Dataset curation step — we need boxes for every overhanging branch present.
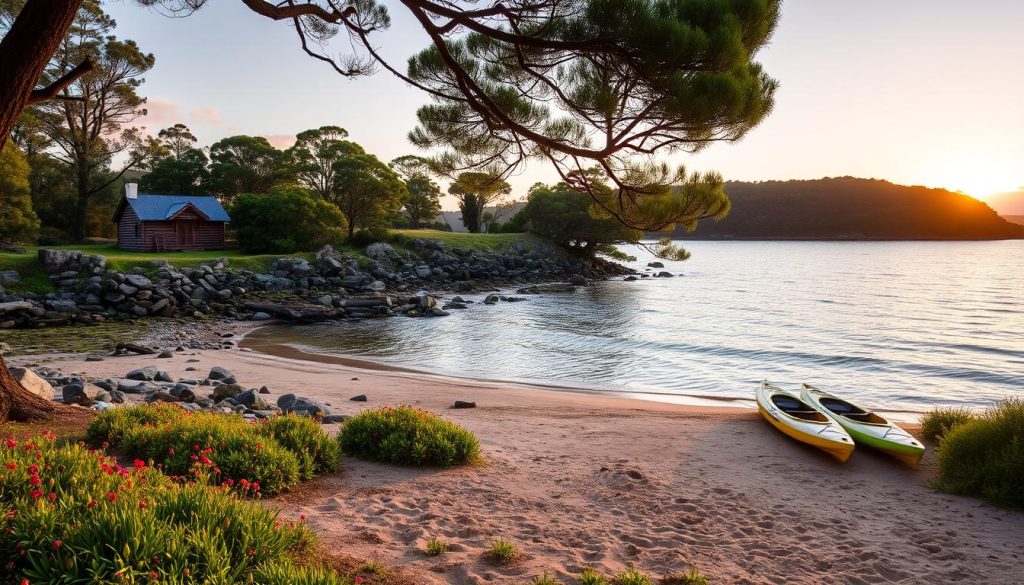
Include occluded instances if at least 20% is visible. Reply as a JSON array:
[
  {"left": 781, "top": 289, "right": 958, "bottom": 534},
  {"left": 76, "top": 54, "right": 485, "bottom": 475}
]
[{"left": 27, "top": 57, "right": 95, "bottom": 105}]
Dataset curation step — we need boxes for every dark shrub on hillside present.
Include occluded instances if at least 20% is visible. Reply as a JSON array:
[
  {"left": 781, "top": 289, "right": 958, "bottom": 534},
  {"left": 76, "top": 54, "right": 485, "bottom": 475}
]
[
  {"left": 934, "top": 399, "right": 1024, "bottom": 509},
  {"left": 230, "top": 184, "right": 347, "bottom": 253},
  {"left": 339, "top": 406, "right": 480, "bottom": 467},
  {"left": 920, "top": 407, "right": 975, "bottom": 442},
  {"left": 0, "top": 432, "right": 345, "bottom": 584}
]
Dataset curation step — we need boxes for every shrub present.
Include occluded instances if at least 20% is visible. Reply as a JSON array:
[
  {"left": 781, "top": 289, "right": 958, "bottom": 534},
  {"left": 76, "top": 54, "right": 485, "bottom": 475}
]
[
  {"left": 425, "top": 536, "right": 449, "bottom": 556},
  {"left": 260, "top": 414, "right": 342, "bottom": 479},
  {"left": 230, "top": 184, "right": 347, "bottom": 253},
  {"left": 532, "top": 573, "right": 564, "bottom": 585},
  {"left": 338, "top": 406, "right": 480, "bottom": 467},
  {"left": 662, "top": 567, "right": 709, "bottom": 585},
  {"left": 83, "top": 402, "right": 186, "bottom": 447},
  {"left": 87, "top": 406, "right": 340, "bottom": 494},
  {"left": 1, "top": 431, "right": 344, "bottom": 584},
  {"left": 933, "top": 399, "right": 1024, "bottom": 509},
  {"left": 921, "top": 407, "right": 975, "bottom": 442},
  {"left": 613, "top": 567, "right": 652, "bottom": 585},
  {"left": 578, "top": 568, "right": 608, "bottom": 585},
  {"left": 484, "top": 537, "right": 519, "bottom": 565}
]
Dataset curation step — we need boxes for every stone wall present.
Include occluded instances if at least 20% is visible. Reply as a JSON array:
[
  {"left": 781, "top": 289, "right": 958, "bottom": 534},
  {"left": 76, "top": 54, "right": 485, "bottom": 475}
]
[{"left": 0, "top": 238, "right": 631, "bottom": 328}]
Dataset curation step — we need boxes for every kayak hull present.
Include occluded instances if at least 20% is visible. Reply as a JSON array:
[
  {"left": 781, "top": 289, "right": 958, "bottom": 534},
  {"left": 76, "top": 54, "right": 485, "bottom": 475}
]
[
  {"left": 756, "top": 382, "right": 855, "bottom": 462},
  {"left": 800, "top": 384, "right": 925, "bottom": 466}
]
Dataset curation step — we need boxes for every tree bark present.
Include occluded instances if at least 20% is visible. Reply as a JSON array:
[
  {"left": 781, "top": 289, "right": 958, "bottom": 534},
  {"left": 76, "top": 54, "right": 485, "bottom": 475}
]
[
  {"left": 0, "top": 355, "right": 72, "bottom": 423},
  {"left": 0, "top": 0, "right": 84, "bottom": 148}
]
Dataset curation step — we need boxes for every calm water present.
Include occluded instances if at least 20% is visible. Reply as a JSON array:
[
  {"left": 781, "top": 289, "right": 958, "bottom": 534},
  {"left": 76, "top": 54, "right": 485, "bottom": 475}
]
[{"left": 248, "top": 241, "right": 1024, "bottom": 412}]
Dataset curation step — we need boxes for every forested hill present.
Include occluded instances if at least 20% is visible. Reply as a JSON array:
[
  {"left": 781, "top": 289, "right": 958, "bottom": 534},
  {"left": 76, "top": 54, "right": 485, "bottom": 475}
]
[{"left": 660, "top": 177, "right": 1024, "bottom": 240}]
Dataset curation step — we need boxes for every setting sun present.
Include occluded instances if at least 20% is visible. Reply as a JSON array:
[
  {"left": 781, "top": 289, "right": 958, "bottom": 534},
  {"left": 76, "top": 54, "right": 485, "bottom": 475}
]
[{"left": 925, "top": 151, "right": 1022, "bottom": 200}]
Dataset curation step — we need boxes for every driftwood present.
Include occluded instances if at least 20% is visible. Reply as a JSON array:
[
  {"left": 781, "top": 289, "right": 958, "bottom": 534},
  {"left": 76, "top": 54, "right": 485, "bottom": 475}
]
[{"left": 112, "top": 343, "right": 156, "bottom": 356}]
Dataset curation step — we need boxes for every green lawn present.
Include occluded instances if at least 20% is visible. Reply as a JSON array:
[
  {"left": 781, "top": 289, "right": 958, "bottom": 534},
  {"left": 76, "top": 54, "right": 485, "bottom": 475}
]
[{"left": 392, "top": 229, "right": 536, "bottom": 250}]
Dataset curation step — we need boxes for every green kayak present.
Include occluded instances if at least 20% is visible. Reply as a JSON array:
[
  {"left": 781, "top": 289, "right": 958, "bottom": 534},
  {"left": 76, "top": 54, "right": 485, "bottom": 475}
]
[{"left": 800, "top": 384, "right": 926, "bottom": 466}]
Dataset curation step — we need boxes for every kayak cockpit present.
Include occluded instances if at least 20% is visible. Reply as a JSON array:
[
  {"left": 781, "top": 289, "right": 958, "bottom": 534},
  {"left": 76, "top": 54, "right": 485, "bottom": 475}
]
[
  {"left": 771, "top": 395, "right": 829, "bottom": 422},
  {"left": 819, "top": 397, "right": 888, "bottom": 425}
]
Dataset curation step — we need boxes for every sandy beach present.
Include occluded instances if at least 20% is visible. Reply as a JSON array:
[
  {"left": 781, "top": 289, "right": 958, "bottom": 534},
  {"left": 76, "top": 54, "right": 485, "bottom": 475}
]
[{"left": 11, "top": 339, "right": 1024, "bottom": 585}]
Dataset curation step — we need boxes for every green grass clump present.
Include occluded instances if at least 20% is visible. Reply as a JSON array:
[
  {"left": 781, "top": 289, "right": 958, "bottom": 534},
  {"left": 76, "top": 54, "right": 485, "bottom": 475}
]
[
  {"left": 390, "top": 229, "right": 535, "bottom": 251},
  {"left": 921, "top": 407, "right": 976, "bottom": 442},
  {"left": 338, "top": 405, "right": 480, "bottom": 467},
  {"left": 613, "top": 567, "right": 652, "bottom": 585},
  {"left": 662, "top": 567, "right": 709, "bottom": 585},
  {"left": 425, "top": 536, "right": 448, "bottom": 556},
  {"left": 933, "top": 398, "right": 1024, "bottom": 509},
  {"left": 532, "top": 573, "right": 564, "bottom": 585},
  {"left": 87, "top": 405, "right": 341, "bottom": 494},
  {"left": 484, "top": 537, "right": 519, "bottom": 565},
  {"left": 260, "top": 414, "right": 342, "bottom": 479},
  {"left": 578, "top": 568, "right": 608, "bottom": 585},
  {"left": 83, "top": 402, "right": 185, "bottom": 446},
  {"left": 0, "top": 430, "right": 347, "bottom": 584}
]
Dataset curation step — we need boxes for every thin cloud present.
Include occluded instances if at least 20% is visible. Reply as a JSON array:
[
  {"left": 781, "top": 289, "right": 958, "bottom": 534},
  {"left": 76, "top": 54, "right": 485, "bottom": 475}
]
[
  {"left": 190, "top": 107, "right": 223, "bottom": 126},
  {"left": 142, "top": 99, "right": 182, "bottom": 126}
]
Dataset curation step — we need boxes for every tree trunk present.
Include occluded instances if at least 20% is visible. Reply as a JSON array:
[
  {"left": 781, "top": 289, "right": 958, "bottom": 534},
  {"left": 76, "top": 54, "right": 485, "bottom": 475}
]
[
  {"left": 0, "top": 355, "right": 66, "bottom": 422},
  {"left": 0, "top": 0, "right": 82, "bottom": 148}
]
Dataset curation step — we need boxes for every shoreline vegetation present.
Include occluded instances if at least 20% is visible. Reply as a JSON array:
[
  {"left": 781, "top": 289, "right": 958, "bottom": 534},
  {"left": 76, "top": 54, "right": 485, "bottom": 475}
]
[{"left": 2, "top": 344, "right": 1022, "bottom": 584}]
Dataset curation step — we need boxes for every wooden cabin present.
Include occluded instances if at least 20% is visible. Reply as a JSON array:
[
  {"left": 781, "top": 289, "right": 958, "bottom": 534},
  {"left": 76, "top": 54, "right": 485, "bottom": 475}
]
[{"left": 113, "top": 184, "right": 230, "bottom": 252}]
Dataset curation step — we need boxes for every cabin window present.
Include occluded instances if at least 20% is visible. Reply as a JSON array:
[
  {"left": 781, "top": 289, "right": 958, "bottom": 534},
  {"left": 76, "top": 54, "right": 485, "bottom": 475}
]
[{"left": 134, "top": 224, "right": 141, "bottom": 238}]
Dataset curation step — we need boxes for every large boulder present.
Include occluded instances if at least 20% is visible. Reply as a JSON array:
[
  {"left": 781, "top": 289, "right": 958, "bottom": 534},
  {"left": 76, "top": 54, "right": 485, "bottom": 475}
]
[
  {"left": 213, "top": 383, "right": 244, "bottom": 401},
  {"left": 126, "top": 366, "right": 159, "bottom": 381},
  {"left": 38, "top": 249, "right": 81, "bottom": 272},
  {"left": 207, "top": 366, "right": 236, "bottom": 383},
  {"left": 365, "top": 242, "right": 400, "bottom": 262},
  {"left": 276, "top": 393, "right": 330, "bottom": 417},
  {"left": 9, "top": 367, "right": 54, "bottom": 400},
  {"left": 123, "top": 274, "right": 153, "bottom": 289}
]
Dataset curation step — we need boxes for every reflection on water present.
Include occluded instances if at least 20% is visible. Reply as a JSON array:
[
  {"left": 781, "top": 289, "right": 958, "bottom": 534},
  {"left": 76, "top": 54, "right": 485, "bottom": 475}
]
[{"left": 246, "top": 240, "right": 1024, "bottom": 411}]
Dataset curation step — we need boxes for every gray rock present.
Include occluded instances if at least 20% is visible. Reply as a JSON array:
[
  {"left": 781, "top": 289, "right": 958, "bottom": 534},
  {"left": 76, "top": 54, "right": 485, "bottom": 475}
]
[
  {"left": 126, "top": 366, "right": 159, "bottom": 381},
  {"left": 208, "top": 366, "right": 235, "bottom": 382},
  {"left": 123, "top": 274, "right": 153, "bottom": 289},
  {"left": 654, "top": 271, "right": 673, "bottom": 278},
  {"left": 321, "top": 415, "right": 350, "bottom": 424},
  {"left": 155, "top": 370, "right": 173, "bottom": 383},
  {"left": 647, "top": 261, "right": 665, "bottom": 268},
  {"left": 251, "top": 311, "right": 272, "bottom": 321},
  {"left": 9, "top": 367, "right": 54, "bottom": 400},
  {"left": 157, "top": 351, "right": 174, "bottom": 358},
  {"left": 453, "top": 400, "right": 477, "bottom": 409},
  {"left": 109, "top": 390, "right": 126, "bottom": 404},
  {"left": 0, "top": 270, "right": 19, "bottom": 283},
  {"left": 350, "top": 394, "right": 367, "bottom": 402},
  {"left": 259, "top": 385, "right": 270, "bottom": 394},
  {"left": 623, "top": 275, "right": 638, "bottom": 281},
  {"left": 213, "top": 383, "right": 244, "bottom": 401}
]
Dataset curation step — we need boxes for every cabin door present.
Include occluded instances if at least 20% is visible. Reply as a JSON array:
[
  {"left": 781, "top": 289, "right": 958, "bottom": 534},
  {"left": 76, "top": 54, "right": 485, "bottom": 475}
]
[{"left": 175, "top": 221, "right": 196, "bottom": 248}]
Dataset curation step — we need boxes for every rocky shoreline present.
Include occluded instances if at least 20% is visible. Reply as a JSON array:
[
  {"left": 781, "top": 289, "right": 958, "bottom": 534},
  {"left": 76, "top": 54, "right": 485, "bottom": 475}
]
[{"left": 0, "top": 237, "right": 633, "bottom": 329}]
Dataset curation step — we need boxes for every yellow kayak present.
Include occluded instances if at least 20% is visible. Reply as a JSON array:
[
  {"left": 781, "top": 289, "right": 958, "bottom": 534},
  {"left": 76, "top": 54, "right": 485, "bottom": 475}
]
[{"left": 756, "top": 381, "right": 855, "bottom": 462}]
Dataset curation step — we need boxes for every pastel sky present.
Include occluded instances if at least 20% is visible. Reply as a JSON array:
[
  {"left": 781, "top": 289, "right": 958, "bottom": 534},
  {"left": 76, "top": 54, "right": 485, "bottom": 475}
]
[{"left": 106, "top": 1, "right": 1024, "bottom": 209}]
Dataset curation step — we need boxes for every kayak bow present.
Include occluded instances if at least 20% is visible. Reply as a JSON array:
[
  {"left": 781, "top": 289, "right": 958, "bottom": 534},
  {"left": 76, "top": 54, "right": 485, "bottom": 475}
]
[{"left": 756, "top": 381, "right": 855, "bottom": 462}]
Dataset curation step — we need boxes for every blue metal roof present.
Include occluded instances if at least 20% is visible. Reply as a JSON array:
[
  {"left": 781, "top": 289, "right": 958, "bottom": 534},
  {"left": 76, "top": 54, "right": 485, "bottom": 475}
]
[{"left": 126, "top": 194, "right": 230, "bottom": 222}]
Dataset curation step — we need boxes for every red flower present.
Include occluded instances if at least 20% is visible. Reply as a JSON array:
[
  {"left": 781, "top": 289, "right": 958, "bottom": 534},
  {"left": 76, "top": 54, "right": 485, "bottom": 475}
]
[
  {"left": 20, "top": 579, "right": 29, "bottom": 585},
  {"left": 139, "top": 500, "right": 148, "bottom": 509},
  {"left": 299, "top": 514, "right": 306, "bottom": 521},
  {"left": 106, "top": 491, "right": 117, "bottom": 502},
  {"left": 133, "top": 459, "right": 146, "bottom": 469},
  {"left": 52, "top": 540, "right": 62, "bottom": 550},
  {"left": 168, "top": 448, "right": 175, "bottom": 456},
  {"left": 355, "top": 578, "right": 364, "bottom": 584},
  {"left": 27, "top": 464, "right": 38, "bottom": 474},
  {"left": 149, "top": 571, "right": 158, "bottom": 580},
  {"left": 5, "top": 461, "right": 15, "bottom": 470},
  {"left": 47, "top": 492, "right": 56, "bottom": 502},
  {"left": 29, "top": 489, "right": 43, "bottom": 499},
  {"left": 247, "top": 548, "right": 255, "bottom": 557},
  {"left": 28, "top": 474, "right": 41, "bottom": 486},
  {"left": 4, "top": 438, "right": 15, "bottom": 449}
]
